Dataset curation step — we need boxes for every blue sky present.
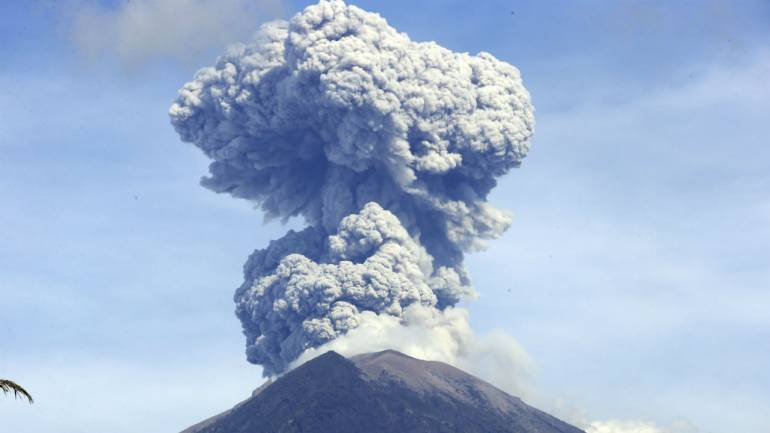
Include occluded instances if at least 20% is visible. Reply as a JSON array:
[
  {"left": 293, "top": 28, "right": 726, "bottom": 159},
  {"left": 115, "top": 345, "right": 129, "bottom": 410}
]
[{"left": 1, "top": 1, "right": 769, "bottom": 432}]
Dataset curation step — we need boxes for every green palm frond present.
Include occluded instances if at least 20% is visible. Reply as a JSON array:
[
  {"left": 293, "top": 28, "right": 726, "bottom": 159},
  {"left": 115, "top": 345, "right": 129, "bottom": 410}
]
[{"left": 1, "top": 379, "right": 34, "bottom": 404}]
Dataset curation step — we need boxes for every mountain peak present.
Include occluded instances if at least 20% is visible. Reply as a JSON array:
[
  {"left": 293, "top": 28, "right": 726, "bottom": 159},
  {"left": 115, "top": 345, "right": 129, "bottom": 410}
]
[{"left": 182, "top": 350, "right": 585, "bottom": 433}]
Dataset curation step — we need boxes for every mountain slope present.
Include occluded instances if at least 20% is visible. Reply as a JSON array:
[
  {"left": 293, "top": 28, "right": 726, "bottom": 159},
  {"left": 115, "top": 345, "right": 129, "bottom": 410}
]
[{"left": 181, "top": 350, "right": 584, "bottom": 433}]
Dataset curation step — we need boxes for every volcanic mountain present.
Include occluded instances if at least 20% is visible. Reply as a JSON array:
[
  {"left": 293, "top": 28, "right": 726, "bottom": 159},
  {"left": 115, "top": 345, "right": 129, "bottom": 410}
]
[{"left": 181, "top": 350, "right": 584, "bottom": 433}]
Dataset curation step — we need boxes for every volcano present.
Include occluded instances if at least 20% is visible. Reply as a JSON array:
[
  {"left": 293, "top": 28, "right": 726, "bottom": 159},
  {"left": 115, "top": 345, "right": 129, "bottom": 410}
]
[{"left": 181, "top": 350, "right": 584, "bottom": 433}]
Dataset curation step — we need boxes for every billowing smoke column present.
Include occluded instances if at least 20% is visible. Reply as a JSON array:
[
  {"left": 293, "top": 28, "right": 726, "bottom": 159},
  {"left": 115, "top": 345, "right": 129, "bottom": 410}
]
[{"left": 170, "top": 0, "right": 534, "bottom": 376}]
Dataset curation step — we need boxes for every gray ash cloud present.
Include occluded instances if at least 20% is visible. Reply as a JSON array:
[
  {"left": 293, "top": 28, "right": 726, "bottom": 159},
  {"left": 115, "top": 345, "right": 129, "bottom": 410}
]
[{"left": 170, "top": 0, "right": 534, "bottom": 376}]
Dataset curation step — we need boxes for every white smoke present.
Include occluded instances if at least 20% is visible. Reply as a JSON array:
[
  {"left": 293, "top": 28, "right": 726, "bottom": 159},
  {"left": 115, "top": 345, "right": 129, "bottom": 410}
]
[
  {"left": 307, "top": 306, "right": 476, "bottom": 362},
  {"left": 291, "top": 304, "right": 535, "bottom": 398},
  {"left": 170, "top": 0, "right": 534, "bottom": 376}
]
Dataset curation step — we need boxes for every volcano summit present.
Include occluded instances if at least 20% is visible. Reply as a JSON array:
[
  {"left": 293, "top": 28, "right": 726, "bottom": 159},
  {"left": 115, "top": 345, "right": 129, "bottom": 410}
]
[{"left": 181, "top": 350, "right": 583, "bottom": 433}]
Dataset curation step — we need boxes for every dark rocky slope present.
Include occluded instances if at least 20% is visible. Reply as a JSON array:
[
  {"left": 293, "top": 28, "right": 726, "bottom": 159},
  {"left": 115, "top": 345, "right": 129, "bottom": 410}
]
[{"left": 181, "top": 350, "right": 584, "bottom": 433}]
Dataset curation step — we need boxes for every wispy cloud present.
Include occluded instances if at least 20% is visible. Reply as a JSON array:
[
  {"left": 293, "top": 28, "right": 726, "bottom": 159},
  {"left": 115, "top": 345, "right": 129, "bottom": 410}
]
[
  {"left": 69, "top": 0, "right": 284, "bottom": 67},
  {"left": 585, "top": 419, "right": 704, "bottom": 433}
]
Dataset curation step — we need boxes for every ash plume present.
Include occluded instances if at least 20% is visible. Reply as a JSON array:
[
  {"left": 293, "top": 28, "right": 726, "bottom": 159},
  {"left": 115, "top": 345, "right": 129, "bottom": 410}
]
[{"left": 170, "top": 0, "right": 535, "bottom": 376}]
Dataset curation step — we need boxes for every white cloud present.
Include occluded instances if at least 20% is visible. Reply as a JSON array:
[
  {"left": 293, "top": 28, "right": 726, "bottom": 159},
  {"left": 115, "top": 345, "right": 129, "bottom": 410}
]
[
  {"left": 586, "top": 421, "right": 664, "bottom": 433},
  {"left": 70, "top": 0, "right": 284, "bottom": 66},
  {"left": 585, "top": 420, "right": 703, "bottom": 433}
]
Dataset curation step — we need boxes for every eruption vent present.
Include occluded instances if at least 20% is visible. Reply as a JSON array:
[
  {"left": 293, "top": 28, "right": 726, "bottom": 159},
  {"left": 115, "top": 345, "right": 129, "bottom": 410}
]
[{"left": 170, "top": 0, "right": 535, "bottom": 376}]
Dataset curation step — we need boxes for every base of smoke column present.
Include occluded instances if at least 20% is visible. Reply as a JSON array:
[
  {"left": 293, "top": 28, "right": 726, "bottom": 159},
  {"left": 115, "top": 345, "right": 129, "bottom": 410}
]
[
  {"left": 284, "top": 304, "right": 535, "bottom": 396},
  {"left": 180, "top": 350, "right": 584, "bottom": 433}
]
